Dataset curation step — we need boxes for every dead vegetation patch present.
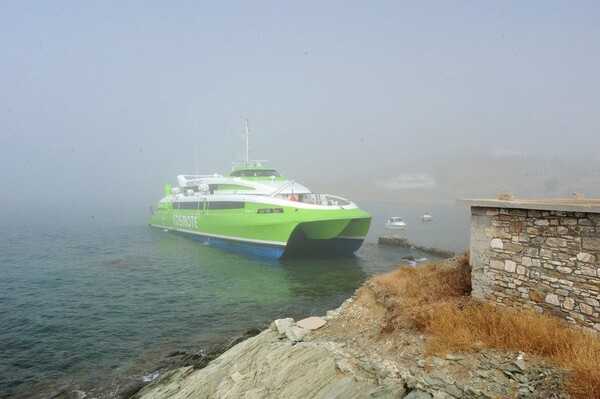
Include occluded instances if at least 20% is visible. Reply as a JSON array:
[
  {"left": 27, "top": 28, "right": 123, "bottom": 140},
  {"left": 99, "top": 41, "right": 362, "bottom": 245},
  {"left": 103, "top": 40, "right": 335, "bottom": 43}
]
[
  {"left": 373, "top": 252, "right": 471, "bottom": 332},
  {"left": 372, "top": 252, "right": 600, "bottom": 399}
]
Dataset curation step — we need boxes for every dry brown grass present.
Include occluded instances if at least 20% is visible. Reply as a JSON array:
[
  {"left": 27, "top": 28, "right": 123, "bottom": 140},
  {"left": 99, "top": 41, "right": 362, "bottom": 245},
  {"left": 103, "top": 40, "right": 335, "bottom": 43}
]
[
  {"left": 373, "top": 253, "right": 600, "bottom": 399},
  {"left": 373, "top": 252, "right": 471, "bottom": 332}
]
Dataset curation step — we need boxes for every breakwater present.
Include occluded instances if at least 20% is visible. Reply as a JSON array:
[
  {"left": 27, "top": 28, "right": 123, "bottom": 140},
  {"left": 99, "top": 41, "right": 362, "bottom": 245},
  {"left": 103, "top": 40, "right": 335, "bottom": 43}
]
[{"left": 378, "top": 235, "right": 455, "bottom": 258}]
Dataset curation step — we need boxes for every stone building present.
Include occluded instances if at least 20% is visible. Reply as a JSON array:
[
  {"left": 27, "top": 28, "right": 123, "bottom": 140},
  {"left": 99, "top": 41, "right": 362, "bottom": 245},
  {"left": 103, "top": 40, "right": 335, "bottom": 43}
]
[{"left": 457, "top": 197, "right": 600, "bottom": 332}]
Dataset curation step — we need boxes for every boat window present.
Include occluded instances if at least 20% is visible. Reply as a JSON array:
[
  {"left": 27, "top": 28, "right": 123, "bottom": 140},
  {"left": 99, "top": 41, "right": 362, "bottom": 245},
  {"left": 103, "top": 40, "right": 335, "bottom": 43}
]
[
  {"left": 173, "top": 202, "right": 204, "bottom": 210},
  {"left": 206, "top": 201, "right": 245, "bottom": 210},
  {"left": 262, "top": 170, "right": 280, "bottom": 177}
]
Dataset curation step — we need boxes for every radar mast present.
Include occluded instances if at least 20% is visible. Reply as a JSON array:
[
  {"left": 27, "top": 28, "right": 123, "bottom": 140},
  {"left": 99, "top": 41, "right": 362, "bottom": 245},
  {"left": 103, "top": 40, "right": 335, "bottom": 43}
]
[{"left": 234, "top": 120, "right": 266, "bottom": 169}]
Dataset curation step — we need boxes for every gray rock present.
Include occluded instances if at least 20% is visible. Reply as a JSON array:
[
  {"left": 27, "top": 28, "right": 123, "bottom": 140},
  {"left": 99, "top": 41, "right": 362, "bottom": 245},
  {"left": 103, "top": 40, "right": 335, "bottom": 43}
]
[
  {"left": 505, "top": 363, "right": 524, "bottom": 374},
  {"left": 135, "top": 328, "right": 388, "bottom": 399},
  {"left": 517, "top": 387, "right": 532, "bottom": 397},
  {"left": 272, "top": 318, "right": 295, "bottom": 335},
  {"left": 297, "top": 316, "right": 327, "bottom": 330},
  {"left": 515, "top": 358, "right": 526, "bottom": 371},
  {"left": 518, "top": 375, "right": 529, "bottom": 384},
  {"left": 404, "top": 389, "right": 433, "bottom": 399},
  {"left": 285, "top": 326, "right": 309, "bottom": 342},
  {"left": 365, "top": 379, "right": 408, "bottom": 398},
  {"left": 338, "top": 298, "right": 354, "bottom": 310},
  {"left": 477, "top": 370, "right": 489, "bottom": 378},
  {"left": 445, "top": 354, "right": 466, "bottom": 361},
  {"left": 445, "top": 384, "right": 463, "bottom": 398},
  {"left": 335, "top": 359, "right": 352, "bottom": 373},
  {"left": 230, "top": 371, "right": 243, "bottom": 382},
  {"left": 422, "top": 374, "right": 445, "bottom": 388},
  {"left": 321, "top": 376, "right": 356, "bottom": 399},
  {"left": 133, "top": 366, "right": 194, "bottom": 398},
  {"left": 503, "top": 370, "right": 516, "bottom": 380},
  {"left": 326, "top": 310, "right": 340, "bottom": 319},
  {"left": 431, "top": 357, "right": 446, "bottom": 367},
  {"left": 464, "top": 385, "right": 482, "bottom": 396}
]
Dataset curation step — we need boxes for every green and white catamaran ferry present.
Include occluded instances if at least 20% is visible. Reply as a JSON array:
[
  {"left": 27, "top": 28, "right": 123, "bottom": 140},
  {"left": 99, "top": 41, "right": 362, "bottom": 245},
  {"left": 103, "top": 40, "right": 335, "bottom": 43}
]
[{"left": 149, "top": 124, "right": 372, "bottom": 259}]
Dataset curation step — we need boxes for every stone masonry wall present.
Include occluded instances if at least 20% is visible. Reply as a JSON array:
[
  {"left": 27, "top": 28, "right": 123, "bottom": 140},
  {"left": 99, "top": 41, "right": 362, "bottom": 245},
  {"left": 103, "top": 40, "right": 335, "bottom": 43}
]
[{"left": 470, "top": 206, "right": 600, "bottom": 332}]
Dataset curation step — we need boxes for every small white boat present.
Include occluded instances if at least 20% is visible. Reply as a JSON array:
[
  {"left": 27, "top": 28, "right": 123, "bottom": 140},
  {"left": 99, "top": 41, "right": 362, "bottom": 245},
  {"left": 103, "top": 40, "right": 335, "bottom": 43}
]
[
  {"left": 385, "top": 217, "right": 407, "bottom": 229},
  {"left": 421, "top": 212, "right": 434, "bottom": 221}
]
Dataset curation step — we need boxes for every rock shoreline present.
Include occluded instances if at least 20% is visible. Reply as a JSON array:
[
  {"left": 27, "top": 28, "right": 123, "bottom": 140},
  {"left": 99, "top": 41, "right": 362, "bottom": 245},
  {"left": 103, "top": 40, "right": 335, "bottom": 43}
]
[
  {"left": 378, "top": 235, "right": 456, "bottom": 258},
  {"left": 131, "top": 256, "right": 569, "bottom": 399},
  {"left": 131, "top": 298, "right": 409, "bottom": 399}
]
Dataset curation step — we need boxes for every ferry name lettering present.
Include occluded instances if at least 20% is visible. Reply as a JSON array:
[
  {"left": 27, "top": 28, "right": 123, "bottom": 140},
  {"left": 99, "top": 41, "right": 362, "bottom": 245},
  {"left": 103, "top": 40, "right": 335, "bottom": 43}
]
[{"left": 173, "top": 214, "right": 198, "bottom": 229}]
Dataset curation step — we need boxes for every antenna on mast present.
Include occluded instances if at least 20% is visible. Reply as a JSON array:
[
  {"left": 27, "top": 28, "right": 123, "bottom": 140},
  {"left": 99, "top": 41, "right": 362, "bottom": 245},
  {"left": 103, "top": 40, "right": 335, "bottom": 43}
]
[
  {"left": 195, "top": 144, "right": 198, "bottom": 175},
  {"left": 232, "top": 120, "right": 266, "bottom": 169},
  {"left": 244, "top": 119, "right": 251, "bottom": 166}
]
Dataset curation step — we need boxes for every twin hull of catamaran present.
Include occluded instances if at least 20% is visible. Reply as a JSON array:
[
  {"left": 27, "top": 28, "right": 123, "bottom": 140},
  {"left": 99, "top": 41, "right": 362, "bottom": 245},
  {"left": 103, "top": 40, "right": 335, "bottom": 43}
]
[
  {"left": 150, "top": 124, "right": 371, "bottom": 259},
  {"left": 150, "top": 194, "right": 371, "bottom": 259}
]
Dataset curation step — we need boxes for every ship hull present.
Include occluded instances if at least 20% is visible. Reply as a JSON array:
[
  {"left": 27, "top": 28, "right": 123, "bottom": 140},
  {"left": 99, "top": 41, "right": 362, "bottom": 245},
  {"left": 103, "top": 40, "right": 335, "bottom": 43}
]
[{"left": 149, "top": 196, "right": 371, "bottom": 259}]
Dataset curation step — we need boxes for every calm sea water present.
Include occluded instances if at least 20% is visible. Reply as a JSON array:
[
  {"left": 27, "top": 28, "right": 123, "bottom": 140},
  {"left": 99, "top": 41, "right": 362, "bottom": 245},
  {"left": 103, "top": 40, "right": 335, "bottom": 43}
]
[{"left": 0, "top": 202, "right": 469, "bottom": 398}]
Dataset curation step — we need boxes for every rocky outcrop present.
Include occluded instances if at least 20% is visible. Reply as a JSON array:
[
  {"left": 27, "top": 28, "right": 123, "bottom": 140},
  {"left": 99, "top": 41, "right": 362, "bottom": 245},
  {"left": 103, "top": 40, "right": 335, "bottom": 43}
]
[
  {"left": 132, "top": 309, "right": 408, "bottom": 399},
  {"left": 133, "top": 255, "right": 569, "bottom": 399},
  {"left": 133, "top": 330, "right": 407, "bottom": 399},
  {"left": 134, "top": 308, "right": 567, "bottom": 398}
]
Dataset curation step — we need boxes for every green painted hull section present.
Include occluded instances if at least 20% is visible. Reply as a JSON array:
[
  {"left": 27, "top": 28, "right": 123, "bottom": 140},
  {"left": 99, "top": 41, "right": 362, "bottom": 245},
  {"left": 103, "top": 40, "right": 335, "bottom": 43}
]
[
  {"left": 298, "top": 219, "right": 350, "bottom": 239},
  {"left": 149, "top": 202, "right": 371, "bottom": 246},
  {"left": 338, "top": 217, "right": 372, "bottom": 237}
]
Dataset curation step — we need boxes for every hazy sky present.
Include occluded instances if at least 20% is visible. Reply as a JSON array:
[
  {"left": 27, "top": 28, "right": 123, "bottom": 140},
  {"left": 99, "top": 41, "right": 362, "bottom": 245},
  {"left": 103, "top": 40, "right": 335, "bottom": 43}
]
[{"left": 1, "top": 1, "right": 599, "bottom": 214}]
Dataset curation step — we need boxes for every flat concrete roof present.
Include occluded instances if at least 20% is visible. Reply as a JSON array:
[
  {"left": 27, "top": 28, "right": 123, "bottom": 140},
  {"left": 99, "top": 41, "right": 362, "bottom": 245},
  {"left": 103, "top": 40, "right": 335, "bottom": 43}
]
[{"left": 456, "top": 198, "right": 600, "bottom": 213}]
